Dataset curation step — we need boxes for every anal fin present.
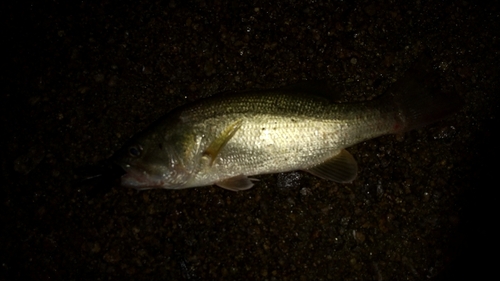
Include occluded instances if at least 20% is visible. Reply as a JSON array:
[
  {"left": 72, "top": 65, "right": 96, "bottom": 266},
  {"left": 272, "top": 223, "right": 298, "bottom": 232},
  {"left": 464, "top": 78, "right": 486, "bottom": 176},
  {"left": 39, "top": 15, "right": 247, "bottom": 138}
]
[{"left": 305, "top": 149, "right": 358, "bottom": 183}]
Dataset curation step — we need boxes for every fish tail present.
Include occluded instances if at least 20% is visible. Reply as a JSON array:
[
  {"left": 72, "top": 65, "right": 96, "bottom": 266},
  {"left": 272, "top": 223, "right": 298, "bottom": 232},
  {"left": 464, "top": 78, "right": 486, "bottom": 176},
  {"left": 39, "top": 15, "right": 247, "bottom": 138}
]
[{"left": 383, "top": 57, "right": 462, "bottom": 133}]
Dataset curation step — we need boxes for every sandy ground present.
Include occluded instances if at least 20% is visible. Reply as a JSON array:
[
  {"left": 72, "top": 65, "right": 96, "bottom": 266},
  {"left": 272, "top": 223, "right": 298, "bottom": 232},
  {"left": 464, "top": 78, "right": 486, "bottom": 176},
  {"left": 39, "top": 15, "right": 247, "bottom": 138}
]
[{"left": 2, "top": 1, "right": 498, "bottom": 280}]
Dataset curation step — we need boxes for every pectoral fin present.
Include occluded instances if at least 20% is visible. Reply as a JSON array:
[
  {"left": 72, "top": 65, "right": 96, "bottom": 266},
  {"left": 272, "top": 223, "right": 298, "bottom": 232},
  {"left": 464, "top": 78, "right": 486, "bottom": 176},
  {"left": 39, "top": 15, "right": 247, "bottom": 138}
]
[
  {"left": 216, "top": 174, "right": 258, "bottom": 191},
  {"left": 203, "top": 119, "right": 243, "bottom": 165},
  {"left": 305, "top": 149, "right": 358, "bottom": 183}
]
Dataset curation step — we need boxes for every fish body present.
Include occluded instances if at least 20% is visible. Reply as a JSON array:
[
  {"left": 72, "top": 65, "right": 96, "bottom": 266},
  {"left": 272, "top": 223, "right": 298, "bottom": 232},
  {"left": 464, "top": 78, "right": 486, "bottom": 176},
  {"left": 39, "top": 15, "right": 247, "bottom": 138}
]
[{"left": 113, "top": 61, "right": 459, "bottom": 191}]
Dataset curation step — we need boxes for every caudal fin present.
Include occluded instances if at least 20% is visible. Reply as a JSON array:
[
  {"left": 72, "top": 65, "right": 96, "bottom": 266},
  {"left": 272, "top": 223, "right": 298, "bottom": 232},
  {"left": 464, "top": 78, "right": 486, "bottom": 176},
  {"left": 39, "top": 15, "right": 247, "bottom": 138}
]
[{"left": 384, "top": 56, "right": 462, "bottom": 133}]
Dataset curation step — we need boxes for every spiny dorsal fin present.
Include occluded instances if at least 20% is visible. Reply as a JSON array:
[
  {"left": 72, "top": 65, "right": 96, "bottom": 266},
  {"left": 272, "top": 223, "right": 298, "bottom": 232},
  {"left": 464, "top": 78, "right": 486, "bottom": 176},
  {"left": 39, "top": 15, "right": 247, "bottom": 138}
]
[{"left": 276, "top": 80, "right": 347, "bottom": 101}]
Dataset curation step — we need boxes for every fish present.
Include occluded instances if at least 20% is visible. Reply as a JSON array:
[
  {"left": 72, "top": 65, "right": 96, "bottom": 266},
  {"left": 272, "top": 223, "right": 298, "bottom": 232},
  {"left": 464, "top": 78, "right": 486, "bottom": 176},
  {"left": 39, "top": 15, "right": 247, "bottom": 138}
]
[{"left": 112, "top": 58, "right": 461, "bottom": 191}]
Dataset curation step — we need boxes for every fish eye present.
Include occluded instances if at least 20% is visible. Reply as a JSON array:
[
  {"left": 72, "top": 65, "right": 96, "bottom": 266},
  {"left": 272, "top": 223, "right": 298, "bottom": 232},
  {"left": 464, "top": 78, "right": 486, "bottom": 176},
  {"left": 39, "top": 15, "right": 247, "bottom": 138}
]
[{"left": 128, "top": 145, "right": 142, "bottom": 157}]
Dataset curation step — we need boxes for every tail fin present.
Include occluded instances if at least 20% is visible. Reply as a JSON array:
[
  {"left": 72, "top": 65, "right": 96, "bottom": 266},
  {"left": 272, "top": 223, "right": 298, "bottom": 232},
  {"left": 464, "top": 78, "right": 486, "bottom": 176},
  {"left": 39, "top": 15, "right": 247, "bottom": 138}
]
[{"left": 384, "top": 56, "right": 462, "bottom": 133}]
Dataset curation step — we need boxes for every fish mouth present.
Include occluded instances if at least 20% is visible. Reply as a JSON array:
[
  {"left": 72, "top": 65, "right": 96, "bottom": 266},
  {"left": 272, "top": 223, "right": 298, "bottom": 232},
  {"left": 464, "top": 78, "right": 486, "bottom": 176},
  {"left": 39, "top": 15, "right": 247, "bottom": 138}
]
[{"left": 119, "top": 167, "right": 165, "bottom": 190}]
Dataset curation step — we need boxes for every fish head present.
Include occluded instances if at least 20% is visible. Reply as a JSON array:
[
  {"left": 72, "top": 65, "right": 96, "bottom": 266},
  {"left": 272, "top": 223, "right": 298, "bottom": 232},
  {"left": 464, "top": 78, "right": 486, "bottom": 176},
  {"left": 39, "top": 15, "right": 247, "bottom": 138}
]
[{"left": 113, "top": 131, "right": 191, "bottom": 190}]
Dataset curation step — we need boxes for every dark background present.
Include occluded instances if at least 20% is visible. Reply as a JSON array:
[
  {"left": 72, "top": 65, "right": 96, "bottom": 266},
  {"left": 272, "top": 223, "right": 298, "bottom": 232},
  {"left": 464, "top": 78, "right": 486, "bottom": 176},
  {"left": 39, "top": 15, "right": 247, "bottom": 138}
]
[{"left": 2, "top": 1, "right": 498, "bottom": 280}]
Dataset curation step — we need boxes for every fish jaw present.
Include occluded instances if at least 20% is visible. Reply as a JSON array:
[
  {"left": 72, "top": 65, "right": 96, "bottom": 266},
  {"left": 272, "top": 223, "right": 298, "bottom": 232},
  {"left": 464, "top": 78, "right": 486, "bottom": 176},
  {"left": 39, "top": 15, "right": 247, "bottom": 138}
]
[
  {"left": 120, "top": 167, "right": 166, "bottom": 190},
  {"left": 119, "top": 160, "right": 194, "bottom": 190}
]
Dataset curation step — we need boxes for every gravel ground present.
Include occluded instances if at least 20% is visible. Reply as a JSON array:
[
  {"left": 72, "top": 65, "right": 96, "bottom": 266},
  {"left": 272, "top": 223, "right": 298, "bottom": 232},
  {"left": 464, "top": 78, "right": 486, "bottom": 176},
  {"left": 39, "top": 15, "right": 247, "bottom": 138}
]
[{"left": 2, "top": 1, "right": 498, "bottom": 280}]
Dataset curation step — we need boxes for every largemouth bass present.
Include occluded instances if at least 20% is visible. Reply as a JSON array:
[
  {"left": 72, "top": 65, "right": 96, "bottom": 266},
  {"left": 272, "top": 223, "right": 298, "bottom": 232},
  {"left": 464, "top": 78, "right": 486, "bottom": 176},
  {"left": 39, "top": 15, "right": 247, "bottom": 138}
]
[{"left": 113, "top": 60, "right": 460, "bottom": 191}]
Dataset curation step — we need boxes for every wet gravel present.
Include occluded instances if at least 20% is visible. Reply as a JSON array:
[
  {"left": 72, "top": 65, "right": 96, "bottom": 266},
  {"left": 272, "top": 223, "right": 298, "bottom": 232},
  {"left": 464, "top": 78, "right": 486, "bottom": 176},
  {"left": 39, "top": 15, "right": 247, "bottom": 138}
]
[{"left": 2, "top": 1, "right": 499, "bottom": 280}]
